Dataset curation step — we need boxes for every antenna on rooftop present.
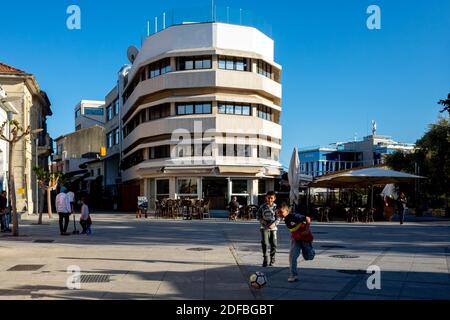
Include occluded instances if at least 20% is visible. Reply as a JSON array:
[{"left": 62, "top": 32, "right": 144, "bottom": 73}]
[
  {"left": 147, "top": 20, "right": 150, "bottom": 37},
  {"left": 155, "top": 16, "right": 158, "bottom": 33},
  {"left": 163, "top": 12, "right": 166, "bottom": 29}
]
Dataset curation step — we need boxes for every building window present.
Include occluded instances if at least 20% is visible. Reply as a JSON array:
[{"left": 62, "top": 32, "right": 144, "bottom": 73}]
[
  {"left": 115, "top": 128, "right": 120, "bottom": 145},
  {"left": 123, "top": 103, "right": 171, "bottom": 138},
  {"left": 149, "top": 103, "right": 171, "bottom": 120},
  {"left": 149, "top": 145, "right": 170, "bottom": 160},
  {"left": 156, "top": 179, "right": 170, "bottom": 200},
  {"left": 106, "top": 105, "right": 113, "bottom": 121},
  {"left": 232, "top": 180, "right": 248, "bottom": 194},
  {"left": 218, "top": 56, "right": 250, "bottom": 71},
  {"left": 97, "top": 168, "right": 101, "bottom": 176},
  {"left": 220, "top": 144, "right": 252, "bottom": 157},
  {"left": 107, "top": 132, "right": 114, "bottom": 148},
  {"left": 218, "top": 103, "right": 251, "bottom": 116},
  {"left": 121, "top": 149, "right": 144, "bottom": 170},
  {"left": 176, "top": 102, "right": 212, "bottom": 115},
  {"left": 114, "top": 99, "right": 119, "bottom": 116},
  {"left": 107, "top": 128, "right": 119, "bottom": 148},
  {"left": 258, "top": 145, "right": 272, "bottom": 160},
  {"left": 75, "top": 109, "right": 81, "bottom": 118},
  {"left": 177, "top": 56, "right": 212, "bottom": 71},
  {"left": 257, "top": 105, "right": 274, "bottom": 122},
  {"left": 177, "top": 178, "right": 198, "bottom": 195},
  {"left": 149, "top": 58, "right": 171, "bottom": 79},
  {"left": 84, "top": 107, "right": 104, "bottom": 116},
  {"left": 257, "top": 60, "right": 273, "bottom": 79},
  {"left": 56, "top": 144, "right": 63, "bottom": 155}
]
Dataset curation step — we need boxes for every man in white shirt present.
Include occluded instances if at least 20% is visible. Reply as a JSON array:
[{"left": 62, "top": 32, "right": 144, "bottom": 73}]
[{"left": 56, "top": 187, "right": 72, "bottom": 235}]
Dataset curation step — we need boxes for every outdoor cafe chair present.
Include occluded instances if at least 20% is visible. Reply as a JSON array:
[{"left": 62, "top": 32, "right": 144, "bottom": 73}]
[
  {"left": 367, "top": 208, "right": 375, "bottom": 223},
  {"left": 351, "top": 208, "right": 360, "bottom": 223},
  {"left": 344, "top": 207, "right": 352, "bottom": 222},
  {"left": 242, "top": 205, "right": 258, "bottom": 221},
  {"left": 181, "top": 199, "right": 194, "bottom": 220},
  {"left": 166, "top": 199, "right": 176, "bottom": 219},
  {"left": 155, "top": 200, "right": 163, "bottom": 219},
  {"left": 190, "top": 200, "right": 203, "bottom": 220},
  {"left": 202, "top": 199, "right": 211, "bottom": 219}
]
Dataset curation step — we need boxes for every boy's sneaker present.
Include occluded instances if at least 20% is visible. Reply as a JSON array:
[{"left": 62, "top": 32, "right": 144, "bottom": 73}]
[
  {"left": 262, "top": 259, "right": 268, "bottom": 268},
  {"left": 288, "top": 276, "right": 298, "bottom": 283},
  {"left": 270, "top": 258, "right": 276, "bottom": 266}
]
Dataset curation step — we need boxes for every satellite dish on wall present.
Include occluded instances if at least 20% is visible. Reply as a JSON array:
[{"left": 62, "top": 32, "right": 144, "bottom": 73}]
[{"left": 127, "top": 46, "right": 139, "bottom": 63}]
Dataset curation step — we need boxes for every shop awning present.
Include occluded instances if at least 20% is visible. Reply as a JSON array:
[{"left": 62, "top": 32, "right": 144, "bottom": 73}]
[
  {"left": 218, "top": 166, "right": 263, "bottom": 175},
  {"left": 162, "top": 166, "right": 215, "bottom": 175}
]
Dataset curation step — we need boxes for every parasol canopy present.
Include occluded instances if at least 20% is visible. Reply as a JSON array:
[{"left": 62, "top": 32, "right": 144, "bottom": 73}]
[
  {"left": 288, "top": 148, "right": 300, "bottom": 206},
  {"left": 309, "top": 167, "right": 425, "bottom": 188}
]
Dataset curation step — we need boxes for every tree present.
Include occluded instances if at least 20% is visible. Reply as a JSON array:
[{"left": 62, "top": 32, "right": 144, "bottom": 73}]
[
  {"left": 33, "top": 167, "right": 62, "bottom": 225},
  {"left": 385, "top": 117, "right": 450, "bottom": 209},
  {"left": 0, "top": 120, "right": 42, "bottom": 236},
  {"left": 438, "top": 93, "right": 450, "bottom": 117}
]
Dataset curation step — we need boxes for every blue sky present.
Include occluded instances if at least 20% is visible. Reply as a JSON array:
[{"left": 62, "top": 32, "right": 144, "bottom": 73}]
[{"left": 1, "top": 0, "right": 449, "bottom": 166}]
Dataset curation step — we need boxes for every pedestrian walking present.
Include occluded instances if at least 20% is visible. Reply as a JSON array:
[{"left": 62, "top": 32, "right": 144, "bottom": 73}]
[
  {"left": 56, "top": 187, "right": 72, "bottom": 235},
  {"left": 256, "top": 191, "right": 280, "bottom": 267},
  {"left": 398, "top": 192, "right": 408, "bottom": 225}
]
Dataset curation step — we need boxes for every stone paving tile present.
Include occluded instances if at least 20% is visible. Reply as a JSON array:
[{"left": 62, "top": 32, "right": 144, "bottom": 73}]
[
  {"left": 399, "top": 282, "right": 450, "bottom": 299},
  {"left": 1, "top": 215, "right": 450, "bottom": 300}
]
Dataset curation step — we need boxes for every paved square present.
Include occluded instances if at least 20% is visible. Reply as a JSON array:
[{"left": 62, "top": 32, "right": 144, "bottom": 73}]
[{"left": 0, "top": 214, "right": 449, "bottom": 300}]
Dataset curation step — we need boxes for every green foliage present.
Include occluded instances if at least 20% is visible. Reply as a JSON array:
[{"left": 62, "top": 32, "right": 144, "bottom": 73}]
[
  {"left": 438, "top": 93, "right": 450, "bottom": 116},
  {"left": 32, "top": 167, "right": 63, "bottom": 187},
  {"left": 385, "top": 117, "right": 450, "bottom": 208}
]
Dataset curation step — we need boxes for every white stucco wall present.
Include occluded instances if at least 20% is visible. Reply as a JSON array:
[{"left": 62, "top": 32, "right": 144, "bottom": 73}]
[{"left": 128, "top": 22, "right": 275, "bottom": 81}]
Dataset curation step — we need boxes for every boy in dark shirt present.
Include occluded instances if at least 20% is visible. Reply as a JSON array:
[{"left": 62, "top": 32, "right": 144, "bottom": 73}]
[{"left": 278, "top": 203, "right": 315, "bottom": 282}]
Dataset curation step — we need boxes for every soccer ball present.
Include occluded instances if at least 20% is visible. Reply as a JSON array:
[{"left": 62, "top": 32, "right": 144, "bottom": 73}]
[{"left": 249, "top": 272, "right": 267, "bottom": 289}]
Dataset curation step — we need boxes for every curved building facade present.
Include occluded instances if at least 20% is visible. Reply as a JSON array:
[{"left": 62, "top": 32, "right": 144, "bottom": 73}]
[{"left": 120, "top": 22, "right": 282, "bottom": 209}]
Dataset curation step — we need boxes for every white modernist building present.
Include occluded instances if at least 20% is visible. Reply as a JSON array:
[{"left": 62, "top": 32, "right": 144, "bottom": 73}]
[
  {"left": 120, "top": 22, "right": 283, "bottom": 210},
  {"left": 74, "top": 100, "right": 105, "bottom": 131}
]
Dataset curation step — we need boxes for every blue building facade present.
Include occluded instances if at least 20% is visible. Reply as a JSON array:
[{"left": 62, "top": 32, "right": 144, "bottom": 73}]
[{"left": 299, "top": 135, "right": 415, "bottom": 177}]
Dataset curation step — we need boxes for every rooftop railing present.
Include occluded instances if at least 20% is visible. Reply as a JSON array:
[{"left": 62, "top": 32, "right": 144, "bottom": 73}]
[{"left": 140, "top": 5, "right": 273, "bottom": 42}]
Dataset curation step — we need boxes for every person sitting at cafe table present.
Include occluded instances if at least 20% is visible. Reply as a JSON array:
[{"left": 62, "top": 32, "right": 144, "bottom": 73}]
[{"left": 228, "top": 197, "right": 240, "bottom": 220}]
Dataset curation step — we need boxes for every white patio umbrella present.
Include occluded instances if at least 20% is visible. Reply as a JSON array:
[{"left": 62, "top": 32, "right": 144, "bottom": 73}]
[
  {"left": 309, "top": 167, "right": 425, "bottom": 211},
  {"left": 381, "top": 184, "right": 399, "bottom": 200},
  {"left": 288, "top": 148, "right": 300, "bottom": 211}
]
